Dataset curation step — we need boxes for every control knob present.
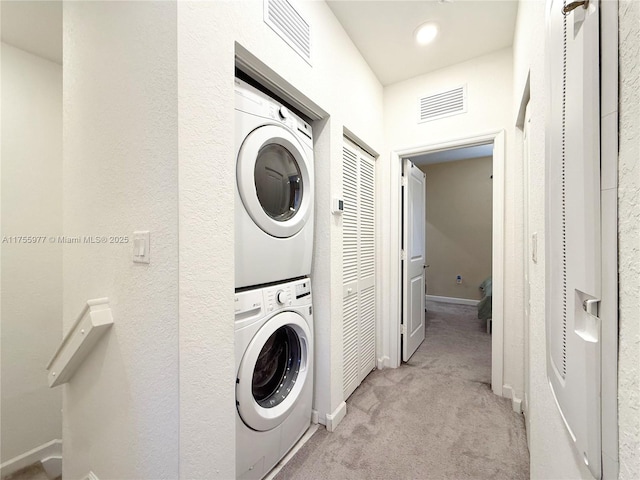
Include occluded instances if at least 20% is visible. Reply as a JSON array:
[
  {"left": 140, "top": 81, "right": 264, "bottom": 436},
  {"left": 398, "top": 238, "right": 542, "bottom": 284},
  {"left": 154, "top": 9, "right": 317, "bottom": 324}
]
[
  {"left": 278, "top": 106, "right": 289, "bottom": 120},
  {"left": 276, "top": 290, "right": 287, "bottom": 305}
]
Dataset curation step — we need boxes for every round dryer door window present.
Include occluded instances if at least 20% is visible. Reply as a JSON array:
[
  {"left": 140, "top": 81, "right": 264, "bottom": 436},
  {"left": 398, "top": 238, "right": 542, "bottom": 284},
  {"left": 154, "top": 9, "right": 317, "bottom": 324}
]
[
  {"left": 236, "top": 311, "right": 311, "bottom": 432},
  {"left": 254, "top": 144, "right": 302, "bottom": 222},
  {"left": 237, "top": 125, "right": 313, "bottom": 238}
]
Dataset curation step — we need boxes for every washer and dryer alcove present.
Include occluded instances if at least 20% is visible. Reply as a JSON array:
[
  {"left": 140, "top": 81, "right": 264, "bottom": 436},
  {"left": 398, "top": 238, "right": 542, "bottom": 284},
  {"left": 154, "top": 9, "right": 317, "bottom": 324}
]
[{"left": 234, "top": 76, "right": 316, "bottom": 480}]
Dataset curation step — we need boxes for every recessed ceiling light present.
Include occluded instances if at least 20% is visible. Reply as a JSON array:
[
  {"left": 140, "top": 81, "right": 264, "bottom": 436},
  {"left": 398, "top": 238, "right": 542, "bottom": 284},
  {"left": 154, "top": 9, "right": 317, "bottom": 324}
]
[{"left": 415, "top": 22, "right": 439, "bottom": 46}]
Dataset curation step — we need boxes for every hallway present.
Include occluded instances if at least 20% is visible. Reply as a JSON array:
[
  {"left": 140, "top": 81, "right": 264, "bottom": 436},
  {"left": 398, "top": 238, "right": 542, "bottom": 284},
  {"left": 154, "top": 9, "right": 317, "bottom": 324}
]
[{"left": 275, "top": 302, "right": 529, "bottom": 479}]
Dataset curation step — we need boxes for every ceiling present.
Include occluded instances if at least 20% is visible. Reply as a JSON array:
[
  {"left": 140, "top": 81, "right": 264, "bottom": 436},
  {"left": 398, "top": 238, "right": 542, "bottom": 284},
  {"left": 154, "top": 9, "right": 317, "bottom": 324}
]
[
  {"left": 326, "top": 0, "right": 518, "bottom": 86},
  {"left": 0, "top": 1, "right": 517, "bottom": 84},
  {"left": 1, "top": 1, "right": 62, "bottom": 64},
  {"left": 410, "top": 143, "right": 493, "bottom": 166}
]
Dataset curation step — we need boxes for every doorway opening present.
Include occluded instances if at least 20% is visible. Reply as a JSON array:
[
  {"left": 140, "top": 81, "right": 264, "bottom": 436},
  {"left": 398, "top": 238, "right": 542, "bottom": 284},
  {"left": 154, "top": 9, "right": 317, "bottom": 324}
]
[
  {"left": 407, "top": 143, "right": 494, "bottom": 350},
  {"left": 384, "top": 131, "right": 506, "bottom": 398}
]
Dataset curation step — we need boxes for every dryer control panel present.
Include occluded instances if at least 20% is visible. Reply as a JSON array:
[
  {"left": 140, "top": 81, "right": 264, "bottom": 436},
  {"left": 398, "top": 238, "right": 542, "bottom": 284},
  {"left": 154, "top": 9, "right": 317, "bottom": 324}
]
[
  {"left": 235, "top": 77, "right": 313, "bottom": 148},
  {"left": 266, "top": 105, "right": 312, "bottom": 143}
]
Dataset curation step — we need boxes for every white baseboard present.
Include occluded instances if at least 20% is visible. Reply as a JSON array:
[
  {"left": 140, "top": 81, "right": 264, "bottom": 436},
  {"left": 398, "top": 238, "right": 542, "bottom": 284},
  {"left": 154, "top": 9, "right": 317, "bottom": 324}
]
[
  {"left": 41, "top": 455, "right": 62, "bottom": 479},
  {"left": 502, "top": 384, "right": 523, "bottom": 413},
  {"left": 324, "top": 401, "right": 347, "bottom": 432},
  {"left": 376, "top": 355, "right": 390, "bottom": 369},
  {"left": 0, "top": 439, "right": 62, "bottom": 479},
  {"left": 426, "top": 295, "right": 480, "bottom": 306}
]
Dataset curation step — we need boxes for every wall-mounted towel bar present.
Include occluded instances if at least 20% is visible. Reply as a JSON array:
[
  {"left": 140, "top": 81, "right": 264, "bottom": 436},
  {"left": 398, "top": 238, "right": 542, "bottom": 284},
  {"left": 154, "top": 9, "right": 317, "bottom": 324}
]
[{"left": 46, "top": 298, "right": 114, "bottom": 387}]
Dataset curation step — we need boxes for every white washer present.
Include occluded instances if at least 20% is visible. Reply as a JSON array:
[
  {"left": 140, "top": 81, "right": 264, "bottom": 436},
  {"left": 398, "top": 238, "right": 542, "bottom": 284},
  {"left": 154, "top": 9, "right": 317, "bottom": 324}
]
[
  {"left": 235, "top": 278, "right": 313, "bottom": 480},
  {"left": 235, "top": 78, "right": 314, "bottom": 289}
]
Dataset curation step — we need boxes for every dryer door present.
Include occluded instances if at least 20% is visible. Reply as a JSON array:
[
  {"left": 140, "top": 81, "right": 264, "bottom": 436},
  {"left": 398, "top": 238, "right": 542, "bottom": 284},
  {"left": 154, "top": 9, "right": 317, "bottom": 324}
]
[
  {"left": 237, "top": 125, "right": 313, "bottom": 238},
  {"left": 236, "top": 311, "right": 311, "bottom": 432}
]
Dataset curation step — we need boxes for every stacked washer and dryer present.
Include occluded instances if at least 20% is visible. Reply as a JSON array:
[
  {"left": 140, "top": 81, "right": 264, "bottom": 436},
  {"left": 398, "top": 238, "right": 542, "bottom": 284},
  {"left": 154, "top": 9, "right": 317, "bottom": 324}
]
[{"left": 234, "top": 78, "right": 315, "bottom": 480}]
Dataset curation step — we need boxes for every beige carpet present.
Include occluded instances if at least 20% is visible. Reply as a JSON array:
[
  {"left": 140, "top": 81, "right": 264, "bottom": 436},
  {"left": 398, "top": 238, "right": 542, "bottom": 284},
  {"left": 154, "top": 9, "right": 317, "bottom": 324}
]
[
  {"left": 275, "top": 302, "right": 529, "bottom": 480},
  {"left": 2, "top": 463, "right": 56, "bottom": 480}
]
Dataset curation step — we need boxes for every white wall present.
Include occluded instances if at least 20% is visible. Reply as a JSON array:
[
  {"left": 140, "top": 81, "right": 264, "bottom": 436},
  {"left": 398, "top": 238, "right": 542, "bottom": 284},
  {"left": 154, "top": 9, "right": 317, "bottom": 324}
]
[
  {"left": 385, "top": 49, "right": 514, "bottom": 149},
  {"left": 0, "top": 42, "right": 62, "bottom": 468},
  {"left": 420, "top": 156, "right": 493, "bottom": 300},
  {"left": 62, "top": 3, "right": 179, "bottom": 479},
  {"left": 177, "top": 2, "right": 383, "bottom": 476},
  {"left": 383, "top": 48, "right": 522, "bottom": 395},
  {"left": 617, "top": 1, "right": 640, "bottom": 478}
]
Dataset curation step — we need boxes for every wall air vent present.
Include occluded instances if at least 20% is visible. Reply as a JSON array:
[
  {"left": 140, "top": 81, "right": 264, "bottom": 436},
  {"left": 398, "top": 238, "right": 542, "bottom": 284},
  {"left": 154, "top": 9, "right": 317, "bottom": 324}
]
[
  {"left": 264, "top": 0, "right": 311, "bottom": 65},
  {"left": 418, "top": 85, "right": 467, "bottom": 123}
]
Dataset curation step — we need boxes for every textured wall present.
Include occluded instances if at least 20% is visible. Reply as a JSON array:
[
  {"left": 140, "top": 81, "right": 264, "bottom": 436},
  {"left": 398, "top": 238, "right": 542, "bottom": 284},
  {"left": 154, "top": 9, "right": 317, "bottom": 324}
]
[
  {"left": 0, "top": 42, "right": 62, "bottom": 463},
  {"left": 420, "top": 156, "right": 493, "bottom": 300},
  {"left": 176, "top": 3, "right": 235, "bottom": 478},
  {"left": 62, "top": 3, "right": 179, "bottom": 479},
  {"left": 617, "top": 1, "right": 640, "bottom": 478}
]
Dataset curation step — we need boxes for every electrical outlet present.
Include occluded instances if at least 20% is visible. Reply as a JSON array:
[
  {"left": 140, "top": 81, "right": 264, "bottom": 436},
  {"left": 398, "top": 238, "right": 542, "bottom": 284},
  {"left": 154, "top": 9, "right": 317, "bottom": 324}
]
[{"left": 456, "top": 275, "right": 462, "bottom": 285}]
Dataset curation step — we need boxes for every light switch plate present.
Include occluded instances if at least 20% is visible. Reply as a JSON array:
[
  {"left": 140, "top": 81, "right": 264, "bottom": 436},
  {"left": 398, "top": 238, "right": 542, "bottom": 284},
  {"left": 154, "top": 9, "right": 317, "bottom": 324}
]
[{"left": 133, "top": 231, "right": 150, "bottom": 264}]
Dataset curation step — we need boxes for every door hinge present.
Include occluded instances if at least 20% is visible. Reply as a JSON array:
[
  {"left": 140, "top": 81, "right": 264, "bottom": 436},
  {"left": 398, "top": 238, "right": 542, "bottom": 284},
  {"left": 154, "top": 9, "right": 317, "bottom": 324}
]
[
  {"left": 401, "top": 176, "right": 407, "bottom": 187},
  {"left": 582, "top": 298, "right": 600, "bottom": 317},
  {"left": 400, "top": 249, "right": 406, "bottom": 261},
  {"left": 401, "top": 323, "right": 407, "bottom": 336}
]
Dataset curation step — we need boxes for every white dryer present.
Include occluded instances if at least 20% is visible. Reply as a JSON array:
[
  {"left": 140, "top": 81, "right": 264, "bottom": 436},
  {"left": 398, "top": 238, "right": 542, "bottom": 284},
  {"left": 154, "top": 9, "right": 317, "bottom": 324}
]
[
  {"left": 235, "top": 78, "right": 314, "bottom": 289},
  {"left": 235, "top": 278, "right": 313, "bottom": 479}
]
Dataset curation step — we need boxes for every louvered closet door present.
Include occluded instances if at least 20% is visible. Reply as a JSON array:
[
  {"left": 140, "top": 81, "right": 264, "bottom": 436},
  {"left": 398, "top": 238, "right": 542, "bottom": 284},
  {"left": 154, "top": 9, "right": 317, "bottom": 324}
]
[{"left": 343, "top": 138, "right": 376, "bottom": 400}]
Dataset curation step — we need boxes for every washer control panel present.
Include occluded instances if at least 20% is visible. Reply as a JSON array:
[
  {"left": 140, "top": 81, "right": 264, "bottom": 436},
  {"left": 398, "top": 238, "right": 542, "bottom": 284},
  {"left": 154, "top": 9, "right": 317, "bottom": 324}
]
[
  {"left": 264, "top": 285, "right": 290, "bottom": 312},
  {"left": 235, "top": 278, "right": 312, "bottom": 329},
  {"left": 294, "top": 280, "right": 311, "bottom": 299},
  {"left": 235, "top": 289, "right": 263, "bottom": 316},
  {"left": 263, "top": 278, "right": 312, "bottom": 313}
]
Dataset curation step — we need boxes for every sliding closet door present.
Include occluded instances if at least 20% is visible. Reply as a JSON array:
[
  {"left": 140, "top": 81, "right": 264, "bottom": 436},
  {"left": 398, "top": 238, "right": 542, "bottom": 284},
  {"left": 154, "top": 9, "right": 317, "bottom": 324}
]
[{"left": 343, "top": 138, "right": 376, "bottom": 400}]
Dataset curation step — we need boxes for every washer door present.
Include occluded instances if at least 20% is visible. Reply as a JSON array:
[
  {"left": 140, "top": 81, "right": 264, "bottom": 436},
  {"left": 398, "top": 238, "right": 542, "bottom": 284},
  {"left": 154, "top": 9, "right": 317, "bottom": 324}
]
[
  {"left": 237, "top": 125, "right": 313, "bottom": 238},
  {"left": 236, "top": 311, "right": 311, "bottom": 432}
]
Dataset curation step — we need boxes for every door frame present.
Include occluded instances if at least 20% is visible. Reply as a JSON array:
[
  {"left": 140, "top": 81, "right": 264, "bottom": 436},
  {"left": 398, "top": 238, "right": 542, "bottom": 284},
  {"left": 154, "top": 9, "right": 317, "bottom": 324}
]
[{"left": 383, "top": 130, "right": 505, "bottom": 397}]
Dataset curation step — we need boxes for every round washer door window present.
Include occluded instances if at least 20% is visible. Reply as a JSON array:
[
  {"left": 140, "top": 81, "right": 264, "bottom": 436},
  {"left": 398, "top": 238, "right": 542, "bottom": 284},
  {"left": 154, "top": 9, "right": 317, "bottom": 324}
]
[
  {"left": 252, "top": 325, "right": 301, "bottom": 408},
  {"left": 236, "top": 311, "right": 311, "bottom": 432},
  {"left": 237, "top": 125, "right": 313, "bottom": 238}
]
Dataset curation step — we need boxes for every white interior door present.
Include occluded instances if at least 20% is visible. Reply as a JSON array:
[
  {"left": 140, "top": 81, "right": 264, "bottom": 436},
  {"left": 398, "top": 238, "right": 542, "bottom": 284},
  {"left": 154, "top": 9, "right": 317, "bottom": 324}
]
[
  {"left": 402, "top": 159, "right": 426, "bottom": 361},
  {"left": 546, "top": 1, "right": 601, "bottom": 478}
]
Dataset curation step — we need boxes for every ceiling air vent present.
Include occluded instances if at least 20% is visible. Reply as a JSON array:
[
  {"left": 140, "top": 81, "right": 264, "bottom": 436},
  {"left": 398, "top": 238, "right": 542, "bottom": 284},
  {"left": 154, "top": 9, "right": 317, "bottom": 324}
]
[
  {"left": 264, "top": 0, "right": 311, "bottom": 65},
  {"left": 418, "top": 85, "right": 467, "bottom": 123}
]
